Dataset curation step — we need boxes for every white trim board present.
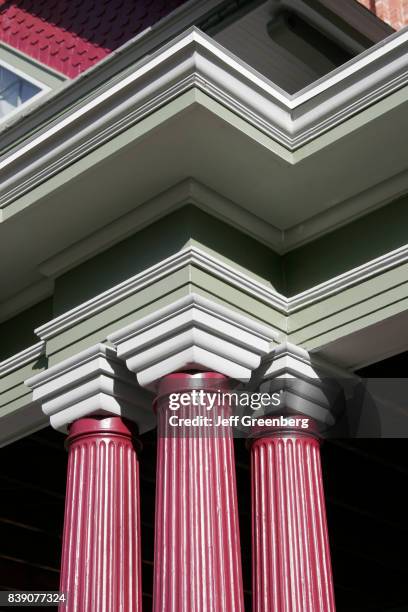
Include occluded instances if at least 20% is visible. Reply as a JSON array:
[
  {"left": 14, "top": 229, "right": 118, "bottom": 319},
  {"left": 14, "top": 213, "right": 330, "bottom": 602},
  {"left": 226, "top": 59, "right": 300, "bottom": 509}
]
[
  {"left": 33, "top": 242, "right": 408, "bottom": 341},
  {"left": 1, "top": 27, "right": 408, "bottom": 211},
  {"left": 108, "top": 293, "right": 278, "bottom": 389},
  {"left": 25, "top": 343, "right": 154, "bottom": 433},
  {"left": 1, "top": 170, "right": 406, "bottom": 323},
  {"left": 0, "top": 58, "right": 52, "bottom": 129},
  {"left": 0, "top": 341, "right": 45, "bottom": 377}
]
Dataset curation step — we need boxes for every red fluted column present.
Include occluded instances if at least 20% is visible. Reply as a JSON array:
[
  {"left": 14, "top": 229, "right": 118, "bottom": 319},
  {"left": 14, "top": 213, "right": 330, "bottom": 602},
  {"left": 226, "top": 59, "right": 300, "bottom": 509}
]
[
  {"left": 153, "top": 372, "right": 245, "bottom": 612},
  {"left": 59, "top": 416, "right": 142, "bottom": 612},
  {"left": 250, "top": 423, "right": 336, "bottom": 612}
]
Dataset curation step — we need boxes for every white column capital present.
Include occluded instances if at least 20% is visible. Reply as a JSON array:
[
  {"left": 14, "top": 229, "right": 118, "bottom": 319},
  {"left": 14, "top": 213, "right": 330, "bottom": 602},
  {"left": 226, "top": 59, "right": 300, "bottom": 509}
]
[
  {"left": 256, "top": 342, "right": 355, "bottom": 427},
  {"left": 108, "top": 294, "right": 279, "bottom": 390},
  {"left": 25, "top": 343, "right": 154, "bottom": 433}
]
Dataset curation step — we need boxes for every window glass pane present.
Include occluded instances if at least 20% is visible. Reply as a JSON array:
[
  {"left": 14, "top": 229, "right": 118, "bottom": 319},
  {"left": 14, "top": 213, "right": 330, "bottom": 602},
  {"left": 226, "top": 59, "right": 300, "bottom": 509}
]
[{"left": 0, "top": 65, "right": 41, "bottom": 119}]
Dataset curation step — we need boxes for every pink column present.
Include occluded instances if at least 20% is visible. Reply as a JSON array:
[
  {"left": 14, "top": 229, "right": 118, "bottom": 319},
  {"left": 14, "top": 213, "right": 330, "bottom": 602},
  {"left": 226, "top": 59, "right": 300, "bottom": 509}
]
[
  {"left": 59, "top": 416, "right": 142, "bottom": 612},
  {"left": 250, "top": 423, "right": 336, "bottom": 612},
  {"left": 153, "top": 372, "right": 245, "bottom": 612}
]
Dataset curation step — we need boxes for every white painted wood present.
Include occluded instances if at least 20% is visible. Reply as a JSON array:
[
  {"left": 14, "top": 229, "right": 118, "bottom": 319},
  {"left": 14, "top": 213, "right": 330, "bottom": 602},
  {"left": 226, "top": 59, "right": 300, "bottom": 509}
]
[
  {"left": 32, "top": 243, "right": 408, "bottom": 343},
  {"left": 0, "top": 341, "right": 45, "bottom": 377},
  {"left": 25, "top": 343, "right": 154, "bottom": 433},
  {"left": 2, "top": 27, "right": 408, "bottom": 207},
  {"left": 108, "top": 294, "right": 278, "bottom": 389},
  {"left": 257, "top": 341, "right": 357, "bottom": 426}
]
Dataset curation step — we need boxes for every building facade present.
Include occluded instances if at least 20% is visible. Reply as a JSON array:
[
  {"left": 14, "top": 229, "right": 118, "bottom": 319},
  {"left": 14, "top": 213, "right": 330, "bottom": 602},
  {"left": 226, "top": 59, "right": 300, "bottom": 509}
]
[{"left": 1, "top": 1, "right": 408, "bottom": 610}]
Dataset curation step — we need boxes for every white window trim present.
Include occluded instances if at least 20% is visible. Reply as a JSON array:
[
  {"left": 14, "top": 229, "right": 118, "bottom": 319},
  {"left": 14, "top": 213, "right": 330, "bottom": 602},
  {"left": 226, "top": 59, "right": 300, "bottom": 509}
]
[{"left": 0, "top": 58, "right": 51, "bottom": 125}]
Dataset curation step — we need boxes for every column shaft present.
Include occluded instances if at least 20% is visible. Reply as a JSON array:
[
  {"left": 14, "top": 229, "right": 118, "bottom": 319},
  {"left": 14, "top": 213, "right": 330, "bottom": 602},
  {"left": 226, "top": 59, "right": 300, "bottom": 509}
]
[
  {"left": 251, "top": 430, "right": 336, "bottom": 612},
  {"left": 59, "top": 416, "right": 142, "bottom": 612},
  {"left": 153, "top": 373, "right": 245, "bottom": 612}
]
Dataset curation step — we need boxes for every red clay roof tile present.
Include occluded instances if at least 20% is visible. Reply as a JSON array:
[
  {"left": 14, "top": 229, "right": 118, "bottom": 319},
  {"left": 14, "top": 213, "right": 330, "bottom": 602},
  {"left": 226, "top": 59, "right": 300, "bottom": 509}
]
[{"left": 0, "top": 0, "right": 189, "bottom": 78}]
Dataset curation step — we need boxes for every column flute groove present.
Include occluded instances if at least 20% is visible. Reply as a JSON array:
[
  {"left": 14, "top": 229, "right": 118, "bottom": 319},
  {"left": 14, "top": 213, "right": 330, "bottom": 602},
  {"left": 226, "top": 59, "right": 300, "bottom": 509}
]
[
  {"left": 152, "top": 372, "right": 245, "bottom": 612},
  {"left": 251, "top": 428, "right": 336, "bottom": 612},
  {"left": 59, "top": 417, "right": 142, "bottom": 612}
]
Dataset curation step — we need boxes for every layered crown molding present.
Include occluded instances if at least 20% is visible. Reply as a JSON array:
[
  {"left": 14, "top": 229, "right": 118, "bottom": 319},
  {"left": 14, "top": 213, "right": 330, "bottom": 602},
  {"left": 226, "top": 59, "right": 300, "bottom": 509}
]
[
  {"left": 255, "top": 342, "right": 356, "bottom": 427},
  {"left": 108, "top": 294, "right": 279, "bottom": 390},
  {"left": 25, "top": 343, "right": 154, "bottom": 433},
  {"left": 2, "top": 238, "right": 407, "bottom": 399},
  {"left": 18, "top": 335, "right": 352, "bottom": 439},
  {"left": 1, "top": 26, "right": 408, "bottom": 316},
  {"left": 0, "top": 341, "right": 45, "bottom": 378},
  {"left": 1, "top": 27, "right": 408, "bottom": 213},
  {"left": 31, "top": 242, "right": 408, "bottom": 346},
  {"left": 2, "top": 188, "right": 408, "bottom": 326}
]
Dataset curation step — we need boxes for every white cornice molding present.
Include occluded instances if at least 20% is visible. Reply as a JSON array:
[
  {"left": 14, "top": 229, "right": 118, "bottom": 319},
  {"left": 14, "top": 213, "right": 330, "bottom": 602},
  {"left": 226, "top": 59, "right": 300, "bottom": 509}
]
[
  {"left": 261, "top": 341, "right": 357, "bottom": 381},
  {"left": 25, "top": 343, "right": 155, "bottom": 433},
  {"left": 33, "top": 242, "right": 408, "bottom": 346},
  {"left": 35, "top": 247, "right": 213, "bottom": 340},
  {"left": 1, "top": 27, "right": 408, "bottom": 211},
  {"left": 1, "top": 239, "right": 405, "bottom": 384},
  {"left": 108, "top": 294, "right": 278, "bottom": 390},
  {"left": 289, "top": 242, "right": 408, "bottom": 311},
  {"left": 0, "top": 341, "right": 45, "bottom": 377},
  {"left": 34, "top": 245, "right": 287, "bottom": 342},
  {"left": 256, "top": 342, "right": 357, "bottom": 427}
]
